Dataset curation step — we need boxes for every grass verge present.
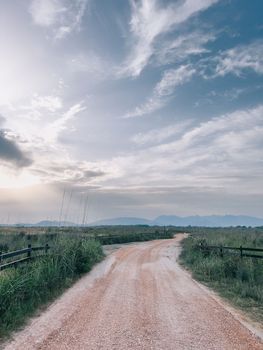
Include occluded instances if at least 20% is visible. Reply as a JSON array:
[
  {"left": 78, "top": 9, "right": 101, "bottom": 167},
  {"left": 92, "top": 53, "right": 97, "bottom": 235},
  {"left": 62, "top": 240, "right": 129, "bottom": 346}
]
[
  {"left": 180, "top": 228, "right": 263, "bottom": 324},
  {"left": 0, "top": 238, "right": 103, "bottom": 338}
]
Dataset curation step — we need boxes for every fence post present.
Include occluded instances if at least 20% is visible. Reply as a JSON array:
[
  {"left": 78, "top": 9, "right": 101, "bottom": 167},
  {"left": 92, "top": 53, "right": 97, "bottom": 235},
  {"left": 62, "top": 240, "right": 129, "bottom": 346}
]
[
  {"left": 220, "top": 245, "right": 223, "bottom": 258},
  {"left": 240, "top": 245, "right": 243, "bottom": 259},
  {"left": 45, "top": 243, "right": 49, "bottom": 254},
  {"left": 27, "top": 244, "right": 32, "bottom": 259}
]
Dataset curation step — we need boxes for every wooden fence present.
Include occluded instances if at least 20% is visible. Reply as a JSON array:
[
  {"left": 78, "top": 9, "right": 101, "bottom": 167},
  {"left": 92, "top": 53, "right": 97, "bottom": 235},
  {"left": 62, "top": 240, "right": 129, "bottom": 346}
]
[
  {"left": 0, "top": 244, "right": 50, "bottom": 271},
  {"left": 199, "top": 242, "right": 263, "bottom": 259}
]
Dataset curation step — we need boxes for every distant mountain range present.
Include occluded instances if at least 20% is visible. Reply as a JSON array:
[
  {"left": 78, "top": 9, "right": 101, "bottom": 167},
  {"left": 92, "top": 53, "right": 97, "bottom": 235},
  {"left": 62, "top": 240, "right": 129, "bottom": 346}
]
[
  {"left": 12, "top": 220, "right": 76, "bottom": 227},
  {"left": 5, "top": 215, "right": 263, "bottom": 227},
  {"left": 88, "top": 215, "right": 263, "bottom": 227},
  {"left": 88, "top": 217, "right": 152, "bottom": 226},
  {"left": 153, "top": 215, "right": 263, "bottom": 227},
  {"left": 87, "top": 215, "right": 263, "bottom": 227}
]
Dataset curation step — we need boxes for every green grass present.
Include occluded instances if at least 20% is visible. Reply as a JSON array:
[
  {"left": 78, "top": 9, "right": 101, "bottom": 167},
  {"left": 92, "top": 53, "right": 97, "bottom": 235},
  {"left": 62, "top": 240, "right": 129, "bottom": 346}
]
[
  {"left": 95, "top": 229, "right": 174, "bottom": 244},
  {"left": 180, "top": 227, "right": 263, "bottom": 324},
  {"left": 0, "top": 225, "right": 175, "bottom": 339},
  {"left": 0, "top": 237, "right": 103, "bottom": 338},
  {"left": 0, "top": 225, "right": 177, "bottom": 251}
]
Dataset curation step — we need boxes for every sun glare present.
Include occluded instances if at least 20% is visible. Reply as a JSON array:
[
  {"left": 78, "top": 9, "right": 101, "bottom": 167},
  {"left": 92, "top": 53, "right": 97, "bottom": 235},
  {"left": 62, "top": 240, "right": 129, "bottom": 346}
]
[{"left": 0, "top": 167, "right": 40, "bottom": 189}]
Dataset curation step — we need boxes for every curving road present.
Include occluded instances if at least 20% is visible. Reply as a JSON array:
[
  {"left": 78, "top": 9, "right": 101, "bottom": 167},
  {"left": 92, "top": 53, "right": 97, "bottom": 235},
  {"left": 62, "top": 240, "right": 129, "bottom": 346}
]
[{"left": 3, "top": 234, "right": 262, "bottom": 350}]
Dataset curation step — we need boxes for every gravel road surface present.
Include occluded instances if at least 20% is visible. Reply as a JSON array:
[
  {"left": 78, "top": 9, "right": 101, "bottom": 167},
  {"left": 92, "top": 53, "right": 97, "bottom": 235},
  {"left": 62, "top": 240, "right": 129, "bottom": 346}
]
[{"left": 3, "top": 234, "right": 262, "bottom": 350}]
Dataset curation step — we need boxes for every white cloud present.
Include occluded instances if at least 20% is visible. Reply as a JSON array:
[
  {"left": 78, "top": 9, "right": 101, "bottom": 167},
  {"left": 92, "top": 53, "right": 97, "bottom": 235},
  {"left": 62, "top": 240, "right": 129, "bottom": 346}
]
[
  {"left": 29, "top": 0, "right": 65, "bottom": 27},
  {"left": 29, "top": 0, "right": 88, "bottom": 39},
  {"left": 154, "top": 31, "right": 216, "bottom": 66},
  {"left": 99, "top": 105, "right": 263, "bottom": 193},
  {"left": 38, "top": 100, "right": 263, "bottom": 188},
  {"left": 30, "top": 160, "right": 105, "bottom": 186},
  {"left": 120, "top": 0, "right": 218, "bottom": 77},
  {"left": 131, "top": 120, "right": 192, "bottom": 145},
  {"left": 0, "top": 99, "right": 92, "bottom": 189},
  {"left": 123, "top": 65, "right": 195, "bottom": 118},
  {"left": 46, "top": 102, "right": 86, "bottom": 142},
  {"left": 159, "top": 105, "right": 263, "bottom": 153},
  {"left": 2, "top": 101, "right": 263, "bottom": 218},
  {"left": 14, "top": 95, "right": 63, "bottom": 122},
  {"left": 2, "top": 97, "right": 86, "bottom": 162},
  {"left": 123, "top": 96, "right": 162, "bottom": 119},
  {"left": 202, "top": 40, "right": 263, "bottom": 77},
  {"left": 122, "top": 38, "right": 263, "bottom": 117},
  {"left": 155, "top": 65, "right": 196, "bottom": 95},
  {"left": 208, "top": 87, "right": 246, "bottom": 101},
  {"left": 30, "top": 95, "right": 63, "bottom": 112}
]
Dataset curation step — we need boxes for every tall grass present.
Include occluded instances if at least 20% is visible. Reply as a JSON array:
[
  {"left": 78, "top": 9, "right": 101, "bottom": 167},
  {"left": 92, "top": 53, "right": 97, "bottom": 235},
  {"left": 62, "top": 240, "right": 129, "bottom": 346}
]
[
  {"left": 0, "top": 237, "right": 103, "bottom": 338},
  {"left": 180, "top": 227, "right": 263, "bottom": 323}
]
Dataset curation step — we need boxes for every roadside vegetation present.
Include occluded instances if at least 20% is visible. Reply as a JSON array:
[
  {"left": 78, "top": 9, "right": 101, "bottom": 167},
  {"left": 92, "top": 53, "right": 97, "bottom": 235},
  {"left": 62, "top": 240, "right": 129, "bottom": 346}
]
[
  {"left": 0, "top": 225, "right": 175, "bottom": 252},
  {"left": 180, "top": 227, "right": 263, "bottom": 323},
  {"left": 0, "top": 236, "right": 103, "bottom": 338},
  {"left": 0, "top": 225, "right": 174, "bottom": 338},
  {"left": 95, "top": 228, "right": 174, "bottom": 244}
]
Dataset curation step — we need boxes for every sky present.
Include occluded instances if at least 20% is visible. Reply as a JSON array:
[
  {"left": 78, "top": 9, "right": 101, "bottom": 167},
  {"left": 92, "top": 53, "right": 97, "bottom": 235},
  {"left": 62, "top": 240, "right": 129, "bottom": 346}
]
[{"left": 0, "top": 0, "right": 263, "bottom": 224}]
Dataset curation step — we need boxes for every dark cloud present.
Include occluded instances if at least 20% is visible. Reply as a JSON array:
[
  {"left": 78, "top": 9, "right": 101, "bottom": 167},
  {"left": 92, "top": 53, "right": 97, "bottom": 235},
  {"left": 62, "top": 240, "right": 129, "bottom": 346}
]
[{"left": 0, "top": 130, "right": 32, "bottom": 167}]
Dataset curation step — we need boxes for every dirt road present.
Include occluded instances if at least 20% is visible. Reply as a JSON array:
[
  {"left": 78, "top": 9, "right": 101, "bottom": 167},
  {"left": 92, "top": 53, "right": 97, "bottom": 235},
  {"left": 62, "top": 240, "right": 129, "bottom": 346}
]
[{"left": 3, "top": 234, "right": 262, "bottom": 350}]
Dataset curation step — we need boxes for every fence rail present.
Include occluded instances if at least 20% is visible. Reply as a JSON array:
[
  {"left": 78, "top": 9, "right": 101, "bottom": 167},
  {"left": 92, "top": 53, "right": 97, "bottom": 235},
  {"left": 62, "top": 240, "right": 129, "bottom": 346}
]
[
  {"left": 0, "top": 244, "right": 50, "bottom": 271},
  {"left": 199, "top": 242, "right": 263, "bottom": 259}
]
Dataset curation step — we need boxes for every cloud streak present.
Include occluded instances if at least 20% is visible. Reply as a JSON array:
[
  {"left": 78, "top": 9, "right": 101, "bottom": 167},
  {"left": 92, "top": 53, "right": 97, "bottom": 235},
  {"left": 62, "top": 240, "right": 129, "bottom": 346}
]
[
  {"left": 124, "top": 40, "right": 263, "bottom": 119},
  {"left": 123, "top": 65, "right": 195, "bottom": 118},
  {"left": 46, "top": 102, "right": 86, "bottom": 141},
  {"left": 131, "top": 120, "right": 193, "bottom": 145},
  {"left": 103, "top": 105, "right": 263, "bottom": 195},
  {"left": 201, "top": 40, "right": 263, "bottom": 78},
  {"left": 154, "top": 31, "right": 216, "bottom": 66},
  {"left": 31, "top": 161, "right": 105, "bottom": 186},
  {"left": 120, "top": 0, "right": 218, "bottom": 77}
]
